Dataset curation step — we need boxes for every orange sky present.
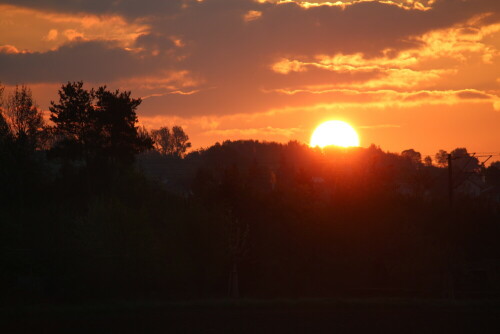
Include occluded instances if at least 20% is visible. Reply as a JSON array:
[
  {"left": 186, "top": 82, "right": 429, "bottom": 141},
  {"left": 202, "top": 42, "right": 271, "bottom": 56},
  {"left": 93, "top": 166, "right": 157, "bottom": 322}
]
[{"left": 0, "top": 0, "right": 499, "bottom": 159}]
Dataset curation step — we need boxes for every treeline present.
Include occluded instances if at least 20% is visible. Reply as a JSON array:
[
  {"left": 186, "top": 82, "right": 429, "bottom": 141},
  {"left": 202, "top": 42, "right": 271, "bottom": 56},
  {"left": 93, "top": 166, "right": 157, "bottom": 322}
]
[
  {"left": 1, "top": 82, "right": 500, "bottom": 303},
  {"left": 0, "top": 82, "right": 198, "bottom": 302}
]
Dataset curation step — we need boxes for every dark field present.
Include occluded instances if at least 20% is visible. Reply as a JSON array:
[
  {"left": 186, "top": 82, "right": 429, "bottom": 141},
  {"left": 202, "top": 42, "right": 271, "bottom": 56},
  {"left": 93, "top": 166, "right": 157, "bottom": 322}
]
[{"left": 3, "top": 299, "right": 500, "bottom": 334}]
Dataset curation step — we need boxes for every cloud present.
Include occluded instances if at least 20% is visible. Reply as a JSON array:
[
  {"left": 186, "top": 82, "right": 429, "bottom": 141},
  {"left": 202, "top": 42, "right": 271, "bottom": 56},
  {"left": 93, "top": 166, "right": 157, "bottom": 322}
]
[
  {"left": 456, "top": 90, "right": 492, "bottom": 100},
  {"left": 1, "top": 0, "right": 499, "bottom": 127},
  {"left": 43, "top": 29, "right": 58, "bottom": 41},
  {"left": 0, "top": 0, "right": 184, "bottom": 19},
  {"left": 243, "top": 10, "right": 263, "bottom": 22},
  {"left": 0, "top": 40, "right": 176, "bottom": 84},
  {"left": 0, "top": 45, "right": 21, "bottom": 54},
  {"left": 0, "top": 4, "right": 150, "bottom": 52}
]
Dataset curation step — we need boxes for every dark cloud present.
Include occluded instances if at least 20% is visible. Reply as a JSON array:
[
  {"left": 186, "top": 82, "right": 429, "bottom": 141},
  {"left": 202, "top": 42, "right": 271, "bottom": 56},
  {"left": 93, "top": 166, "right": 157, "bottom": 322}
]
[
  {"left": 0, "top": 0, "right": 184, "bottom": 18},
  {"left": 0, "top": 40, "right": 172, "bottom": 84},
  {"left": 135, "top": 33, "right": 177, "bottom": 55},
  {"left": 1, "top": 0, "right": 499, "bottom": 117},
  {"left": 159, "top": 0, "right": 499, "bottom": 87}
]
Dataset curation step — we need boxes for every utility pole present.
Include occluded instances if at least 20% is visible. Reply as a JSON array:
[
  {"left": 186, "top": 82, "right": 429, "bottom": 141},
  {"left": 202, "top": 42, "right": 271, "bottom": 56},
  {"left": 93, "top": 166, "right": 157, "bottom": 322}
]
[{"left": 448, "top": 153, "right": 453, "bottom": 208}]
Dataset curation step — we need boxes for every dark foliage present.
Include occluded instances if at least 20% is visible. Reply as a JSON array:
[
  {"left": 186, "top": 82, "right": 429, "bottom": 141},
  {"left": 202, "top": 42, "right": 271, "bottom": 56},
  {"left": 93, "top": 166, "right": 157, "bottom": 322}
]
[
  {"left": 50, "top": 81, "right": 153, "bottom": 166},
  {"left": 1, "top": 83, "right": 500, "bottom": 305},
  {"left": 151, "top": 125, "right": 191, "bottom": 158}
]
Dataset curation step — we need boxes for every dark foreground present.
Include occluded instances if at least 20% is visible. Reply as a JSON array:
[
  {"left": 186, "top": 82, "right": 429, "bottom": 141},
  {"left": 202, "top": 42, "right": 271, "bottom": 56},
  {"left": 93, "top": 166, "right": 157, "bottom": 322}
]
[{"left": 2, "top": 299, "right": 500, "bottom": 334}]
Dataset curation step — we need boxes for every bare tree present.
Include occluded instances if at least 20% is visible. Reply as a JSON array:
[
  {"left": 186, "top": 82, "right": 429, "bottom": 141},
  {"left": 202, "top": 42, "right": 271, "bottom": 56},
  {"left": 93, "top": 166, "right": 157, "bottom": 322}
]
[
  {"left": 151, "top": 125, "right": 191, "bottom": 158},
  {"left": 151, "top": 127, "right": 173, "bottom": 155},
  {"left": 171, "top": 126, "right": 191, "bottom": 158},
  {"left": 0, "top": 83, "right": 8, "bottom": 140},
  {"left": 6, "top": 85, "right": 45, "bottom": 147}
]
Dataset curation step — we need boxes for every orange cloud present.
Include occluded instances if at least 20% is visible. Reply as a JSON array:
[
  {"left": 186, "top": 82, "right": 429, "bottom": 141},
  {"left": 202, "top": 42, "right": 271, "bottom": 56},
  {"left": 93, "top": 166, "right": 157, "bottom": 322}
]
[
  {"left": 0, "top": 45, "right": 21, "bottom": 54},
  {"left": 269, "top": 0, "right": 433, "bottom": 10},
  {"left": 270, "top": 15, "right": 500, "bottom": 94},
  {"left": 244, "top": 10, "right": 263, "bottom": 22},
  {"left": 43, "top": 29, "right": 58, "bottom": 41},
  {"left": 0, "top": 4, "right": 149, "bottom": 52}
]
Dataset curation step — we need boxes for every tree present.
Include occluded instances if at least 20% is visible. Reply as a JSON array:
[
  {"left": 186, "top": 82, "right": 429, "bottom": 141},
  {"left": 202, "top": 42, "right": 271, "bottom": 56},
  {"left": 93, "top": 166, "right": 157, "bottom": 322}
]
[
  {"left": 0, "top": 84, "right": 9, "bottom": 143},
  {"left": 50, "top": 82, "right": 153, "bottom": 165},
  {"left": 435, "top": 149, "right": 448, "bottom": 167},
  {"left": 0, "top": 111, "right": 12, "bottom": 149},
  {"left": 423, "top": 155, "right": 433, "bottom": 167},
  {"left": 151, "top": 125, "right": 191, "bottom": 158},
  {"left": 171, "top": 125, "right": 191, "bottom": 158},
  {"left": 49, "top": 81, "right": 95, "bottom": 161},
  {"left": 491, "top": 161, "right": 500, "bottom": 169},
  {"left": 401, "top": 149, "right": 422, "bottom": 165},
  {"left": 93, "top": 86, "right": 153, "bottom": 164},
  {"left": 151, "top": 127, "right": 173, "bottom": 155},
  {"left": 485, "top": 162, "right": 500, "bottom": 188},
  {"left": 137, "top": 126, "right": 153, "bottom": 149},
  {"left": 6, "top": 85, "right": 45, "bottom": 148},
  {"left": 451, "top": 147, "right": 480, "bottom": 173}
]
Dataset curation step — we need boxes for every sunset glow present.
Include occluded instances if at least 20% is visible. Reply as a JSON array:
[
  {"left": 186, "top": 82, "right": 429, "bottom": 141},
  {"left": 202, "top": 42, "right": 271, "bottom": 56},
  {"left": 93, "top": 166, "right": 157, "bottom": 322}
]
[
  {"left": 3, "top": 0, "right": 500, "bottom": 322},
  {"left": 0, "top": 0, "right": 499, "bottom": 158},
  {"left": 310, "top": 121, "right": 360, "bottom": 148}
]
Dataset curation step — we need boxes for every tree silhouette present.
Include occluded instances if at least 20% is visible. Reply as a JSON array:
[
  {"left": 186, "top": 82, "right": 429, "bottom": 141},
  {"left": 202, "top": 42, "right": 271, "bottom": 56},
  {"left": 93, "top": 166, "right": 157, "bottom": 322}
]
[
  {"left": 171, "top": 126, "right": 191, "bottom": 158},
  {"left": 0, "top": 111, "right": 12, "bottom": 151},
  {"left": 435, "top": 149, "right": 448, "bottom": 167},
  {"left": 151, "top": 125, "right": 191, "bottom": 158},
  {"left": 6, "top": 85, "right": 45, "bottom": 149},
  {"left": 93, "top": 86, "right": 153, "bottom": 164},
  {"left": 0, "top": 85, "right": 10, "bottom": 144},
  {"left": 151, "top": 126, "right": 173, "bottom": 156},
  {"left": 49, "top": 81, "right": 96, "bottom": 162},
  {"left": 50, "top": 82, "right": 152, "bottom": 165},
  {"left": 451, "top": 147, "right": 480, "bottom": 171},
  {"left": 401, "top": 149, "right": 422, "bottom": 165}
]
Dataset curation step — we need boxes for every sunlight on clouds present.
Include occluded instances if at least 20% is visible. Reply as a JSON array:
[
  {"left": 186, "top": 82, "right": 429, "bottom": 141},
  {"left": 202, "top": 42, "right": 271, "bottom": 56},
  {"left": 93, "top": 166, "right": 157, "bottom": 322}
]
[
  {"left": 114, "top": 71, "right": 203, "bottom": 93},
  {"left": 258, "top": 87, "right": 500, "bottom": 117},
  {"left": 0, "top": 4, "right": 149, "bottom": 52},
  {"left": 63, "top": 29, "right": 85, "bottom": 41},
  {"left": 272, "top": 51, "right": 419, "bottom": 74},
  {"left": 244, "top": 10, "right": 263, "bottom": 22},
  {"left": 352, "top": 68, "right": 455, "bottom": 89},
  {"left": 267, "top": 0, "right": 433, "bottom": 10},
  {"left": 270, "top": 15, "right": 500, "bottom": 92},
  {"left": 272, "top": 18, "right": 500, "bottom": 73},
  {"left": 494, "top": 101, "right": 500, "bottom": 111},
  {"left": 0, "top": 45, "right": 21, "bottom": 54},
  {"left": 417, "top": 18, "right": 500, "bottom": 63},
  {"left": 43, "top": 29, "right": 59, "bottom": 41}
]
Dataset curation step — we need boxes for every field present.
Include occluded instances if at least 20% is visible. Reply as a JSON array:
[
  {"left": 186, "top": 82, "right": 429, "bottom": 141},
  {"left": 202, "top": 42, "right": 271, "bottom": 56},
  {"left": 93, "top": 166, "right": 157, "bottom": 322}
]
[{"left": 3, "top": 299, "right": 500, "bottom": 333}]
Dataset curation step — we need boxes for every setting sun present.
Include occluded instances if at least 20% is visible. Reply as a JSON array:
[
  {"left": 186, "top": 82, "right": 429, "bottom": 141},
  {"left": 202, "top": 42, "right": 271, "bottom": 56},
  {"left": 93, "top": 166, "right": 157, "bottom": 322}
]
[{"left": 310, "top": 120, "right": 360, "bottom": 148}]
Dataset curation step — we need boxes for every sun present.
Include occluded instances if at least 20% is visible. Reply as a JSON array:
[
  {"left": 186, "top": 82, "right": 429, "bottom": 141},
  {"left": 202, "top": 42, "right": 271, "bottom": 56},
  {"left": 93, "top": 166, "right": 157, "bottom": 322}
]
[{"left": 310, "top": 120, "right": 360, "bottom": 148}]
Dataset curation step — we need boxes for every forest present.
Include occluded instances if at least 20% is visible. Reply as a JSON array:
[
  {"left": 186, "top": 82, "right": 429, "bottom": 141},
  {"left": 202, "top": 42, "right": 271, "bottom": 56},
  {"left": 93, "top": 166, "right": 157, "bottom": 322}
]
[{"left": 1, "top": 82, "right": 500, "bottom": 304}]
